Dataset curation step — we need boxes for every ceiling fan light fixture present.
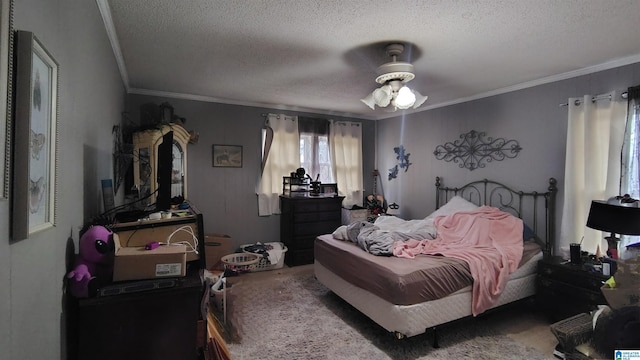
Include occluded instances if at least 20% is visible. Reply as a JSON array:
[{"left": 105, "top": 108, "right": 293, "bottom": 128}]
[
  {"left": 394, "top": 86, "right": 416, "bottom": 109},
  {"left": 375, "top": 68, "right": 415, "bottom": 84},
  {"left": 373, "top": 85, "right": 392, "bottom": 107},
  {"left": 360, "top": 92, "right": 376, "bottom": 110},
  {"left": 362, "top": 42, "right": 428, "bottom": 112},
  {"left": 360, "top": 84, "right": 394, "bottom": 109},
  {"left": 412, "top": 90, "right": 429, "bottom": 109}
]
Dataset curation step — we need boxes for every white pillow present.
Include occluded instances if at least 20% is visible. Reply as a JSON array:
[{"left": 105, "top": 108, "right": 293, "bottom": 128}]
[{"left": 426, "top": 196, "right": 479, "bottom": 220}]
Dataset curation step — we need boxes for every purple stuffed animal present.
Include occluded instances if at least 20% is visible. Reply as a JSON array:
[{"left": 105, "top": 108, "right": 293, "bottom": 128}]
[{"left": 66, "top": 225, "right": 115, "bottom": 298}]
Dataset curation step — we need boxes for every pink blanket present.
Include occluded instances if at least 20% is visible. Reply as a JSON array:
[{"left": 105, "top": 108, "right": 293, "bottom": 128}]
[{"left": 392, "top": 206, "right": 523, "bottom": 316}]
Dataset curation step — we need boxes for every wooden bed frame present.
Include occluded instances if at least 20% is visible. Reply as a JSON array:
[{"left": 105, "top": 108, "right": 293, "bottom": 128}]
[{"left": 314, "top": 177, "right": 558, "bottom": 342}]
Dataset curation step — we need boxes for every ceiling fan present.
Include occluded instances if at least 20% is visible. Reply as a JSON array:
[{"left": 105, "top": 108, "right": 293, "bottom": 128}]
[{"left": 361, "top": 43, "right": 428, "bottom": 111}]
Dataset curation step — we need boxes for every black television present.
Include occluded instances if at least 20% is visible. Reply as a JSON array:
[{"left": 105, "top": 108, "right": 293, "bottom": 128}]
[{"left": 155, "top": 130, "right": 174, "bottom": 211}]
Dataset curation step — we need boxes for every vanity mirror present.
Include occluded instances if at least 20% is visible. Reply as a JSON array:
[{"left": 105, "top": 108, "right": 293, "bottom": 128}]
[{"left": 132, "top": 124, "right": 189, "bottom": 206}]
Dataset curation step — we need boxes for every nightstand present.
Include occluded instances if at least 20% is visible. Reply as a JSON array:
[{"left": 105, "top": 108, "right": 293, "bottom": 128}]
[{"left": 536, "top": 256, "right": 609, "bottom": 321}]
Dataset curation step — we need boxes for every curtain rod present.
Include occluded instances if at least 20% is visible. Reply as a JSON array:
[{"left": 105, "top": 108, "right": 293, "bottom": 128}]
[{"left": 559, "top": 91, "right": 628, "bottom": 107}]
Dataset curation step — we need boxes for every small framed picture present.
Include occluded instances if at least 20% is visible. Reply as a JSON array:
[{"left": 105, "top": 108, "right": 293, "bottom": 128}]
[
  {"left": 212, "top": 144, "right": 242, "bottom": 168},
  {"left": 320, "top": 183, "right": 338, "bottom": 196}
]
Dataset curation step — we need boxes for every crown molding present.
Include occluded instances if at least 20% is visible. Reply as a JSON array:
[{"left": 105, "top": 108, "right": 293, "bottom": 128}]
[
  {"left": 96, "top": 0, "right": 129, "bottom": 89},
  {"left": 128, "top": 88, "right": 379, "bottom": 120}
]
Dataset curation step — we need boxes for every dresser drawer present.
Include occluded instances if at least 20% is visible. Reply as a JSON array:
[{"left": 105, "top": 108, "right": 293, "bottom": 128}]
[
  {"left": 538, "top": 261, "right": 607, "bottom": 292},
  {"left": 287, "top": 235, "right": 316, "bottom": 250},
  {"left": 285, "top": 248, "right": 315, "bottom": 267},
  {"left": 293, "top": 220, "right": 340, "bottom": 236},
  {"left": 537, "top": 277, "right": 605, "bottom": 304},
  {"left": 292, "top": 199, "right": 341, "bottom": 213},
  {"left": 536, "top": 276, "right": 605, "bottom": 320},
  {"left": 294, "top": 211, "right": 340, "bottom": 223}
]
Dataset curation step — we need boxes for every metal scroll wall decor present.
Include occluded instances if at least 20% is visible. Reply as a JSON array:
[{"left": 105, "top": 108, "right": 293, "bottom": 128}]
[
  {"left": 433, "top": 130, "right": 522, "bottom": 171},
  {"left": 388, "top": 145, "right": 412, "bottom": 180}
]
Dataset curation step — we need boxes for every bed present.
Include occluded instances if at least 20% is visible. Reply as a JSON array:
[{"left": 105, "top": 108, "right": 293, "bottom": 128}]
[{"left": 314, "top": 176, "right": 558, "bottom": 340}]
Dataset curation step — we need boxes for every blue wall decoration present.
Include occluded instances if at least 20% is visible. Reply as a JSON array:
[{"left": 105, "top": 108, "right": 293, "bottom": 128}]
[
  {"left": 388, "top": 165, "right": 398, "bottom": 180},
  {"left": 388, "top": 145, "right": 412, "bottom": 180},
  {"left": 433, "top": 130, "right": 521, "bottom": 171}
]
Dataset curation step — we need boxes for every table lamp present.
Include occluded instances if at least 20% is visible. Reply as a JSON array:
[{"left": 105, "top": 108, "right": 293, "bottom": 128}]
[{"left": 586, "top": 199, "right": 640, "bottom": 259}]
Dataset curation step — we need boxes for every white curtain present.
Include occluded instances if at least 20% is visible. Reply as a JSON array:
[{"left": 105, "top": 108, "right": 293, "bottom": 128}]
[
  {"left": 560, "top": 92, "right": 627, "bottom": 256},
  {"left": 620, "top": 86, "right": 640, "bottom": 259},
  {"left": 256, "top": 114, "right": 299, "bottom": 216},
  {"left": 330, "top": 120, "right": 363, "bottom": 208}
]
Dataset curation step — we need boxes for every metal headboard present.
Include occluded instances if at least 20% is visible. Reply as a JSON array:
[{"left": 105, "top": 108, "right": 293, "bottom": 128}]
[{"left": 435, "top": 177, "right": 558, "bottom": 258}]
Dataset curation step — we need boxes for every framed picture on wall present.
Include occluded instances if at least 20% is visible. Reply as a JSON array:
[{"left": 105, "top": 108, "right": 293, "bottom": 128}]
[
  {"left": 212, "top": 144, "right": 243, "bottom": 168},
  {"left": 11, "top": 30, "right": 59, "bottom": 240},
  {"left": 0, "top": 0, "right": 14, "bottom": 200}
]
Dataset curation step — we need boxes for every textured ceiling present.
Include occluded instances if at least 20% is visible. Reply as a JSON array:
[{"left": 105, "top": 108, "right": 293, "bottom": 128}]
[{"left": 100, "top": 0, "right": 640, "bottom": 120}]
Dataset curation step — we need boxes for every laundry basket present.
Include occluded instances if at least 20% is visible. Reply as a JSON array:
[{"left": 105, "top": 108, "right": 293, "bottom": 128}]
[
  {"left": 241, "top": 242, "right": 288, "bottom": 271},
  {"left": 220, "top": 252, "right": 261, "bottom": 272},
  {"left": 550, "top": 313, "right": 593, "bottom": 354}
]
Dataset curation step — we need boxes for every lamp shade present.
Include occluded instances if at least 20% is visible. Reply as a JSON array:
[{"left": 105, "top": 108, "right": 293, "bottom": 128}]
[
  {"left": 412, "top": 90, "right": 428, "bottom": 109},
  {"left": 586, "top": 200, "right": 640, "bottom": 235},
  {"left": 394, "top": 86, "right": 416, "bottom": 109}
]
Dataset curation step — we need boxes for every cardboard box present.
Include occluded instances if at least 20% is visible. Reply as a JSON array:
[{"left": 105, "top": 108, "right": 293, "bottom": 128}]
[
  {"left": 204, "top": 234, "right": 234, "bottom": 270},
  {"left": 341, "top": 208, "right": 368, "bottom": 225},
  {"left": 113, "top": 218, "right": 200, "bottom": 262},
  {"left": 113, "top": 233, "right": 187, "bottom": 282},
  {"left": 601, "top": 257, "right": 640, "bottom": 309}
]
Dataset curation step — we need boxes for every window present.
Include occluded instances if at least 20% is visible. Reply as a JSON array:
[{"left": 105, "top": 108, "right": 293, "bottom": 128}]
[
  {"left": 299, "top": 117, "right": 334, "bottom": 183},
  {"left": 262, "top": 117, "right": 334, "bottom": 182},
  {"left": 622, "top": 87, "right": 640, "bottom": 198},
  {"left": 299, "top": 131, "right": 333, "bottom": 183},
  {"left": 258, "top": 113, "right": 363, "bottom": 214}
]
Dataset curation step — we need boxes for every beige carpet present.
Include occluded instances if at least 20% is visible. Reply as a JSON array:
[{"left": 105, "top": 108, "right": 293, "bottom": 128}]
[{"left": 214, "top": 264, "right": 558, "bottom": 360}]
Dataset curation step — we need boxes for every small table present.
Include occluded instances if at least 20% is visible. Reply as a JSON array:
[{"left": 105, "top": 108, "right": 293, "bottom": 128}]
[{"left": 536, "top": 256, "right": 609, "bottom": 321}]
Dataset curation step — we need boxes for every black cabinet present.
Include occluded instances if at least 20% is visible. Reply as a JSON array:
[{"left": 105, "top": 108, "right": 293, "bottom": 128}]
[
  {"left": 70, "top": 273, "right": 203, "bottom": 360},
  {"left": 536, "top": 257, "right": 608, "bottom": 321},
  {"left": 280, "top": 195, "right": 344, "bottom": 266},
  {"left": 68, "top": 209, "right": 206, "bottom": 360}
]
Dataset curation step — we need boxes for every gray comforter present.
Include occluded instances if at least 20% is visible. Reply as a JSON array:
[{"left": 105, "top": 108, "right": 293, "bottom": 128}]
[
  {"left": 337, "top": 216, "right": 437, "bottom": 255},
  {"left": 333, "top": 196, "right": 482, "bottom": 255}
]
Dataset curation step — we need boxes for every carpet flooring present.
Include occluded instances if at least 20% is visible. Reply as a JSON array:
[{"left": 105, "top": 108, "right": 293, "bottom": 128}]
[{"left": 215, "top": 264, "right": 558, "bottom": 360}]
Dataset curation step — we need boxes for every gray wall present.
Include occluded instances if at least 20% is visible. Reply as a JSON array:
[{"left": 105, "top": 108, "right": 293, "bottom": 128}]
[
  {"left": 125, "top": 94, "right": 376, "bottom": 249},
  {"left": 378, "top": 62, "right": 640, "bottom": 255},
  {"left": 0, "top": 1, "right": 125, "bottom": 359},
  {"left": 1, "top": 1, "right": 639, "bottom": 359},
  {"left": 126, "top": 63, "right": 640, "bottom": 259}
]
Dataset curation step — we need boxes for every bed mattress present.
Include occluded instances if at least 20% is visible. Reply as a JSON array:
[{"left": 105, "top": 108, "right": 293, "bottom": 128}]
[
  {"left": 314, "top": 234, "right": 541, "bottom": 306},
  {"left": 314, "top": 259, "right": 540, "bottom": 337}
]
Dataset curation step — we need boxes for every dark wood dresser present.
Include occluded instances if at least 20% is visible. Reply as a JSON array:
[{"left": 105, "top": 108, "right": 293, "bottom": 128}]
[
  {"left": 536, "top": 256, "right": 609, "bottom": 321},
  {"left": 280, "top": 195, "right": 344, "bottom": 266},
  {"left": 70, "top": 272, "right": 203, "bottom": 360},
  {"left": 68, "top": 210, "right": 206, "bottom": 360}
]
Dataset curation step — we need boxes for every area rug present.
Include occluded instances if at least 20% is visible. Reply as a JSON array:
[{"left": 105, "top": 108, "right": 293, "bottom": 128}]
[{"left": 218, "top": 265, "right": 556, "bottom": 360}]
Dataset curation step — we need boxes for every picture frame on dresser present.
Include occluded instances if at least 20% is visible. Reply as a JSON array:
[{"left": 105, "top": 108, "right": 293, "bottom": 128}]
[
  {"left": 320, "top": 183, "right": 338, "bottom": 196},
  {"left": 0, "top": 0, "right": 14, "bottom": 200},
  {"left": 11, "top": 30, "right": 59, "bottom": 240}
]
